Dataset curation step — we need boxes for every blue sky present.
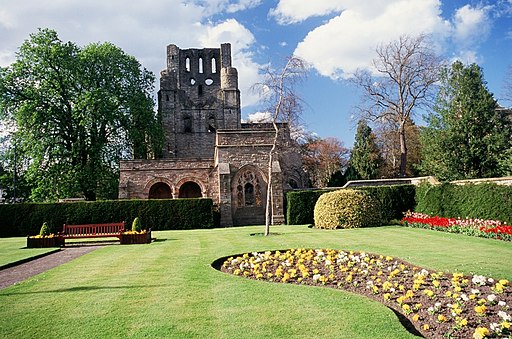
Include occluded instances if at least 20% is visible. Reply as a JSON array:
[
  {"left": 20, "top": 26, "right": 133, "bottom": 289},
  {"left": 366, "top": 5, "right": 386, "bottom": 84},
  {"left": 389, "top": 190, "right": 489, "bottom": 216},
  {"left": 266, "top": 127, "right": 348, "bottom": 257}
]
[{"left": 1, "top": 0, "right": 511, "bottom": 146}]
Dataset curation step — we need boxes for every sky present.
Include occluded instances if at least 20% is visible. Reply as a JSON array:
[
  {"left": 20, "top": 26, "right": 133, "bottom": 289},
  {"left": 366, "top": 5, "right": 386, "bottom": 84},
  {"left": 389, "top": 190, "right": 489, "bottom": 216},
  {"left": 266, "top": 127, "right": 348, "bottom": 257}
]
[{"left": 0, "top": 0, "right": 511, "bottom": 147}]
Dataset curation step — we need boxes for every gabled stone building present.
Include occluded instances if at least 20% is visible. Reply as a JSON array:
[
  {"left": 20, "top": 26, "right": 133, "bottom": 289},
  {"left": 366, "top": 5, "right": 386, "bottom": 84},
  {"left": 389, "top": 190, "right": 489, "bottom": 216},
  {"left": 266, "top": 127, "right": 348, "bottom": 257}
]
[{"left": 119, "top": 43, "right": 305, "bottom": 226}]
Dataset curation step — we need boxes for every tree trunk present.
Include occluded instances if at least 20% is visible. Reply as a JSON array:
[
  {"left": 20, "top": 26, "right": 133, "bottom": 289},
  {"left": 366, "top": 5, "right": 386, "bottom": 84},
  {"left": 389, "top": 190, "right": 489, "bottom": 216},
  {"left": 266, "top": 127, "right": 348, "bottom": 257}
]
[
  {"left": 265, "top": 121, "right": 279, "bottom": 236},
  {"left": 399, "top": 123, "right": 407, "bottom": 177}
]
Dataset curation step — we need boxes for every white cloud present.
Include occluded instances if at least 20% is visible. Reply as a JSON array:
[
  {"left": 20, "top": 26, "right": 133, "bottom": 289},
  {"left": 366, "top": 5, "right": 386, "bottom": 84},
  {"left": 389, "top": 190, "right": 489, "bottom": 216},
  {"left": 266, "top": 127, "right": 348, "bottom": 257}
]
[
  {"left": 243, "top": 111, "right": 272, "bottom": 123},
  {"left": 270, "top": 0, "right": 345, "bottom": 24},
  {"left": 0, "top": 0, "right": 264, "bottom": 109},
  {"left": 290, "top": 0, "right": 450, "bottom": 79},
  {"left": 452, "top": 4, "right": 492, "bottom": 47}
]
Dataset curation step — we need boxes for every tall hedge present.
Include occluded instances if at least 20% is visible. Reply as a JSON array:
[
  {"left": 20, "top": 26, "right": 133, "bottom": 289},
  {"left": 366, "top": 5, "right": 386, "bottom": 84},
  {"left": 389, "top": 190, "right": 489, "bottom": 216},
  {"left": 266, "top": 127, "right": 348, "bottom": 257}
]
[
  {"left": 286, "top": 189, "right": 330, "bottom": 225},
  {"left": 0, "top": 198, "right": 215, "bottom": 237},
  {"left": 286, "top": 185, "right": 416, "bottom": 225},
  {"left": 415, "top": 183, "right": 512, "bottom": 223}
]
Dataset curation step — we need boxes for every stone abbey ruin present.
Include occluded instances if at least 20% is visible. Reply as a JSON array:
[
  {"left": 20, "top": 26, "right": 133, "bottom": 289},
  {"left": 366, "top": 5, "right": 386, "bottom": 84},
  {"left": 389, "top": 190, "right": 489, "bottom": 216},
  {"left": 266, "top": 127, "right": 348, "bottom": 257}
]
[{"left": 119, "top": 43, "right": 306, "bottom": 226}]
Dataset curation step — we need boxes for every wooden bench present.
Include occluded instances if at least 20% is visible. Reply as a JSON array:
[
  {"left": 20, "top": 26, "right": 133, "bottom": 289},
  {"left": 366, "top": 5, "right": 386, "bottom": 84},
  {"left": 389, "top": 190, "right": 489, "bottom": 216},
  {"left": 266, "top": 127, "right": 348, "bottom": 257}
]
[{"left": 58, "top": 222, "right": 125, "bottom": 245}]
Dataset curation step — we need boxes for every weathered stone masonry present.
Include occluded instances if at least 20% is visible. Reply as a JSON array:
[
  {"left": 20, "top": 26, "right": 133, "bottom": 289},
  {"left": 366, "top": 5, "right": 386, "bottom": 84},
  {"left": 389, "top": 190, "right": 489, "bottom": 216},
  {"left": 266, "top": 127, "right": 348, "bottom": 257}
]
[{"left": 119, "top": 43, "right": 305, "bottom": 226}]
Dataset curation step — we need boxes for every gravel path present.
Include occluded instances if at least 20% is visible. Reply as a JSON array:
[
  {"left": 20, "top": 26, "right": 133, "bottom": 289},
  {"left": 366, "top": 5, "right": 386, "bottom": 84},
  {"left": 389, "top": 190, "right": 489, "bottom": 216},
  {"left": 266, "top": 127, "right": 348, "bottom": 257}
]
[{"left": 0, "top": 246, "right": 101, "bottom": 289}]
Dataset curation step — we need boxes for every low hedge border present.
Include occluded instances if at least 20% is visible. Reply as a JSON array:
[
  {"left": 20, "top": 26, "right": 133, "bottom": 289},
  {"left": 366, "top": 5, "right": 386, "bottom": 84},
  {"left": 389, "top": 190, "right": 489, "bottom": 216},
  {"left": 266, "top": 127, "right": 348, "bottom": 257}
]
[{"left": 0, "top": 198, "right": 215, "bottom": 237}]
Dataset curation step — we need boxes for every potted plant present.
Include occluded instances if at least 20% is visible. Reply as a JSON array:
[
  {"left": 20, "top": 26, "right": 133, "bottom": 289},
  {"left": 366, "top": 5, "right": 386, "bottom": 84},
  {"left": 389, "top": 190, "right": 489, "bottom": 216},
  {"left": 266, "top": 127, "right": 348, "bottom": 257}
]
[
  {"left": 120, "top": 217, "right": 152, "bottom": 244},
  {"left": 27, "top": 222, "right": 62, "bottom": 248}
]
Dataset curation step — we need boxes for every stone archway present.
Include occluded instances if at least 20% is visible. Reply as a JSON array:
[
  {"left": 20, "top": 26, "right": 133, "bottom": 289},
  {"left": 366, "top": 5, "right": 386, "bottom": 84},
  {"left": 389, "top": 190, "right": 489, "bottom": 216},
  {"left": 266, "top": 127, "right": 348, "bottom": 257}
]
[
  {"left": 148, "top": 182, "right": 173, "bottom": 199},
  {"left": 178, "top": 181, "right": 202, "bottom": 198}
]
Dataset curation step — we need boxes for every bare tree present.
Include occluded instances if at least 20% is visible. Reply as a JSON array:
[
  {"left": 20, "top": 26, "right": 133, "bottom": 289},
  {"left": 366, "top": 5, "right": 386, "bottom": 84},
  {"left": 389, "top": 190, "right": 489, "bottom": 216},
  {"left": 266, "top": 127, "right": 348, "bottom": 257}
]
[
  {"left": 254, "top": 56, "right": 307, "bottom": 235},
  {"left": 353, "top": 34, "right": 441, "bottom": 177},
  {"left": 301, "top": 136, "right": 349, "bottom": 187}
]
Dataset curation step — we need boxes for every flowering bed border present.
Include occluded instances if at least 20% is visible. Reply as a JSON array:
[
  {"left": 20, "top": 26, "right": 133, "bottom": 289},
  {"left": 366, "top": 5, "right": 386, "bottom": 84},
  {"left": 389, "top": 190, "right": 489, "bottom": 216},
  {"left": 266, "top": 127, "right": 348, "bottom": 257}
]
[
  {"left": 119, "top": 230, "right": 152, "bottom": 245},
  {"left": 26, "top": 236, "right": 62, "bottom": 248},
  {"left": 220, "top": 249, "right": 511, "bottom": 338},
  {"left": 401, "top": 212, "right": 512, "bottom": 242}
]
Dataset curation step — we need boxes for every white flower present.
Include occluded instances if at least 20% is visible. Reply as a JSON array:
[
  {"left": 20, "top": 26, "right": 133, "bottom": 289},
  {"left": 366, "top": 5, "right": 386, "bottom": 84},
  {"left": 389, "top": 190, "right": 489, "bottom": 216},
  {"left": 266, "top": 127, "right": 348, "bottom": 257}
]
[
  {"left": 471, "top": 288, "right": 481, "bottom": 295},
  {"left": 487, "top": 294, "right": 497, "bottom": 303},
  {"left": 472, "top": 275, "right": 487, "bottom": 286},
  {"left": 498, "top": 300, "right": 508, "bottom": 308},
  {"left": 313, "top": 274, "right": 321, "bottom": 281},
  {"left": 498, "top": 310, "right": 511, "bottom": 321},
  {"left": 488, "top": 278, "right": 495, "bottom": 284},
  {"left": 461, "top": 294, "right": 469, "bottom": 301},
  {"left": 490, "top": 322, "right": 501, "bottom": 334}
]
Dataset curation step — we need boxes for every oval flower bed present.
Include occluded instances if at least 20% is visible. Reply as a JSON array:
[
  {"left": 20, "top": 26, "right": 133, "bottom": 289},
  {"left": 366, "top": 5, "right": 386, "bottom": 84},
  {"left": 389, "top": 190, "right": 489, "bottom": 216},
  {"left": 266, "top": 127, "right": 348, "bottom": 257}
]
[
  {"left": 221, "top": 249, "right": 511, "bottom": 338},
  {"left": 401, "top": 212, "right": 512, "bottom": 242}
]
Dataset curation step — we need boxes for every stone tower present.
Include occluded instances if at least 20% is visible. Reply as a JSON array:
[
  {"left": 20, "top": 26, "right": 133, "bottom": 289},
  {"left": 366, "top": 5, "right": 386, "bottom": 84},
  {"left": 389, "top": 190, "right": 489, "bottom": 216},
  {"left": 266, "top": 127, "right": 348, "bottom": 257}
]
[{"left": 158, "top": 43, "right": 241, "bottom": 158}]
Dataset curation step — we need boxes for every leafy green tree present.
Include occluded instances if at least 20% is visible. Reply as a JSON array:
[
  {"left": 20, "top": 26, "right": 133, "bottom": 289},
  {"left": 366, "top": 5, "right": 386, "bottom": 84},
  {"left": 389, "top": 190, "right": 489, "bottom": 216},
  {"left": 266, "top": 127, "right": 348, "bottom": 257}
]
[
  {"left": 0, "top": 29, "right": 162, "bottom": 201},
  {"left": 350, "top": 120, "right": 382, "bottom": 179},
  {"left": 420, "top": 61, "right": 512, "bottom": 180}
]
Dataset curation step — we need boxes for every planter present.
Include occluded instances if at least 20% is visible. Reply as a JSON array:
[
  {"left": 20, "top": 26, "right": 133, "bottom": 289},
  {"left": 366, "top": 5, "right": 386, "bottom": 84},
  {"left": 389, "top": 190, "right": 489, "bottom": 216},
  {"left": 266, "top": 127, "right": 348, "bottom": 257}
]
[
  {"left": 27, "top": 236, "right": 62, "bottom": 248},
  {"left": 120, "top": 230, "right": 152, "bottom": 245}
]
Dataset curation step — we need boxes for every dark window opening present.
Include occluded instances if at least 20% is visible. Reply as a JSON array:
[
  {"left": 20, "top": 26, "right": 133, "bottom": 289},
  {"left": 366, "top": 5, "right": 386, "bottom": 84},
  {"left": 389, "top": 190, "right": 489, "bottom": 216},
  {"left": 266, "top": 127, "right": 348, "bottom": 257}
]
[
  {"left": 184, "top": 117, "right": 192, "bottom": 133},
  {"left": 149, "top": 182, "right": 172, "bottom": 199},
  {"left": 198, "top": 85, "right": 203, "bottom": 96},
  {"left": 244, "top": 183, "right": 255, "bottom": 206},
  {"left": 179, "top": 181, "right": 202, "bottom": 198}
]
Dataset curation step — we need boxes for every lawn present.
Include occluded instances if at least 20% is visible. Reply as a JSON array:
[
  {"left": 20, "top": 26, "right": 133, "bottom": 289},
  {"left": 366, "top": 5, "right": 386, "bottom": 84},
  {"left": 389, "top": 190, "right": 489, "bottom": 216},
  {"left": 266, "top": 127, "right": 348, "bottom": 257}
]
[{"left": 0, "top": 225, "right": 511, "bottom": 338}]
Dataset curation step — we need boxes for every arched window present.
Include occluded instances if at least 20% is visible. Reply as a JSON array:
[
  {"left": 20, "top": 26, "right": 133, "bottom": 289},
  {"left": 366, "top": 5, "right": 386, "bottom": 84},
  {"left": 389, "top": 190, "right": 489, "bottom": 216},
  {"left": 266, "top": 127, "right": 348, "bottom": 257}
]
[
  {"left": 236, "top": 170, "right": 263, "bottom": 207},
  {"left": 199, "top": 57, "right": 204, "bottom": 73},
  {"left": 185, "top": 57, "right": 190, "bottom": 72},
  {"left": 211, "top": 58, "right": 217, "bottom": 73},
  {"left": 208, "top": 117, "right": 216, "bottom": 132}
]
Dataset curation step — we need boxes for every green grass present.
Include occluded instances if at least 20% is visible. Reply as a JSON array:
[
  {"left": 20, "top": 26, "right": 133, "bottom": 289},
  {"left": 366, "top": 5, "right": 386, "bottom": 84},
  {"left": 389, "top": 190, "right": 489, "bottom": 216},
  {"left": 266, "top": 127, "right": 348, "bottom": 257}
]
[
  {"left": 1, "top": 225, "right": 511, "bottom": 338},
  {"left": 0, "top": 237, "right": 58, "bottom": 267}
]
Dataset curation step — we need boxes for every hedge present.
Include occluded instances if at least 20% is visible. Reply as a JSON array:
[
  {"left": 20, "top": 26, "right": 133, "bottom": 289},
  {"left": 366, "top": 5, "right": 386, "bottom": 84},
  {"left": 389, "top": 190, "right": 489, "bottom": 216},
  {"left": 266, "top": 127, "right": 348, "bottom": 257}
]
[
  {"left": 0, "top": 198, "right": 215, "bottom": 237},
  {"left": 415, "top": 183, "right": 512, "bottom": 224},
  {"left": 286, "top": 185, "right": 416, "bottom": 225}
]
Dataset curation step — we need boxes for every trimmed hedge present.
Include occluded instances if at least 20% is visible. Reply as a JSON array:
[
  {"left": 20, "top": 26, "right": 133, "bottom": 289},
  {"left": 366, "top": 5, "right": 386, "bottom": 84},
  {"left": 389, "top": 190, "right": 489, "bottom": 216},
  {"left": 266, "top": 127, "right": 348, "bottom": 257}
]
[
  {"left": 415, "top": 183, "right": 512, "bottom": 224},
  {"left": 286, "top": 189, "right": 331, "bottom": 225},
  {"left": 0, "top": 198, "right": 215, "bottom": 237},
  {"left": 286, "top": 185, "right": 416, "bottom": 225}
]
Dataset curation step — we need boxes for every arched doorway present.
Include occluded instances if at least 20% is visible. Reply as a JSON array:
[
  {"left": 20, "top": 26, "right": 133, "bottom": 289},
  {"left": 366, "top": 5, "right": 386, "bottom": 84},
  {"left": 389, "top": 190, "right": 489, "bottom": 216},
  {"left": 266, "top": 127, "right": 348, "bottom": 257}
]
[
  {"left": 178, "top": 181, "right": 202, "bottom": 198},
  {"left": 148, "top": 182, "right": 172, "bottom": 199}
]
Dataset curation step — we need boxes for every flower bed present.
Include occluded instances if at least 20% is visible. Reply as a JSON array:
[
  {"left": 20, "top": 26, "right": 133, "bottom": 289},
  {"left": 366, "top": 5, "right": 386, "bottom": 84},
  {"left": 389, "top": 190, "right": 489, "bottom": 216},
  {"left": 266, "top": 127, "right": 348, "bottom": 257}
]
[
  {"left": 401, "top": 212, "right": 512, "bottom": 242},
  {"left": 26, "top": 235, "right": 62, "bottom": 248},
  {"left": 120, "top": 230, "right": 152, "bottom": 245},
  {"left": 221, "top": 249, "right": 511, "bottom": 338}
]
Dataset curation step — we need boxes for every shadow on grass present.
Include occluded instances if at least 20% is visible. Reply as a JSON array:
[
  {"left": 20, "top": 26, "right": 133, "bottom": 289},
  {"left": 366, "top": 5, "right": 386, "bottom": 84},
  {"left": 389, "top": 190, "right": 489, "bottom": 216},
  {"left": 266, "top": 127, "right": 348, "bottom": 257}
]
[{"left": 0, "top": 284, "right": 169, "bottom": 296}]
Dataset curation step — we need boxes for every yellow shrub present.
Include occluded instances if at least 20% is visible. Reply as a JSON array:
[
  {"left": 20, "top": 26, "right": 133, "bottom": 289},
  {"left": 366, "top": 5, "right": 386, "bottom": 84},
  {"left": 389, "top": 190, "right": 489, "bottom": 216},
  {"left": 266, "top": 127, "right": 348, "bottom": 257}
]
[{"left": 313, "top": 189, "right": 382, "bottom": 229}]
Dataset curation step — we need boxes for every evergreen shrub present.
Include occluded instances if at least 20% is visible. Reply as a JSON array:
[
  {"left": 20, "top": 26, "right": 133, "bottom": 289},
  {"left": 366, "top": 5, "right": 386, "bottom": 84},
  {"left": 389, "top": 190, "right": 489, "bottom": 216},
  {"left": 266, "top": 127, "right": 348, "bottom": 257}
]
[
  {"left": 0, "top": 198, "right": 215, "bottom": 237},
  {"left": 415, "top": 183, "right": 512, "bottom": 223},
  {"left": 313, "top": 189, "right": 382, "bottom": 229}
]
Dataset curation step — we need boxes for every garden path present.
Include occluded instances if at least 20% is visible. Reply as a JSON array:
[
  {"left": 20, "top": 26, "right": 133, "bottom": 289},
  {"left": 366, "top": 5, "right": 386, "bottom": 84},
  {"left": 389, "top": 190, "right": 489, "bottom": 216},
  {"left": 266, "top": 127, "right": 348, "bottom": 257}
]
[{"left": 0, "top": 246, "right": 101, "bottom": 289}]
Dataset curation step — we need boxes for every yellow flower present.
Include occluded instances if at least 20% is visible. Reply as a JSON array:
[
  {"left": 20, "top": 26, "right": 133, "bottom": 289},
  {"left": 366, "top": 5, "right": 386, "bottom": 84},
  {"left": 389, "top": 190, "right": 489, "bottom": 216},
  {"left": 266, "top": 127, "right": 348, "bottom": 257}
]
[
  {"left": 383, "top": 293, "right": 391, "bottom": 300},
  {"left": 423, "top": 324, "right": 429, "bottom": 331},
  {"left": 412, "top": 314, "right": 420, "bottom": 322},
  {"left": 473, "top": 327, "right": 489, "bottom": 339},
  {"left": 474, "top": 305, "right": 486, "bottom": 315},
  {"left": 437, "top": 314, "right": 446, "bottom": 322},
  {"left": 501, "top": 321, "right": 510, "bottom": 329}
]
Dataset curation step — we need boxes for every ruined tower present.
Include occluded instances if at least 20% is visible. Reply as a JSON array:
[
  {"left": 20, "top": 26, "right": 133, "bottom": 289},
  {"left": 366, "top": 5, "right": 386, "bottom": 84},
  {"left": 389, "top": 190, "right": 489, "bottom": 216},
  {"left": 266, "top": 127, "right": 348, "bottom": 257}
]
[{"left": 158, "top": 43, "right": 241, "bottom": 158}]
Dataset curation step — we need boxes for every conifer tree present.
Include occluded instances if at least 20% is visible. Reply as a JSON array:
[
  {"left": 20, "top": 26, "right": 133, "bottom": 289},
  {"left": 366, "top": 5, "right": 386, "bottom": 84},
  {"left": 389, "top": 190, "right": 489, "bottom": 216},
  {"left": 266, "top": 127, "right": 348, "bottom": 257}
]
[
  {"left": 350, "top": 120, "right": 382, "bottom": 179},
  {"left": 420, "top": 61, "right": 512, "bottom": 180}
]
